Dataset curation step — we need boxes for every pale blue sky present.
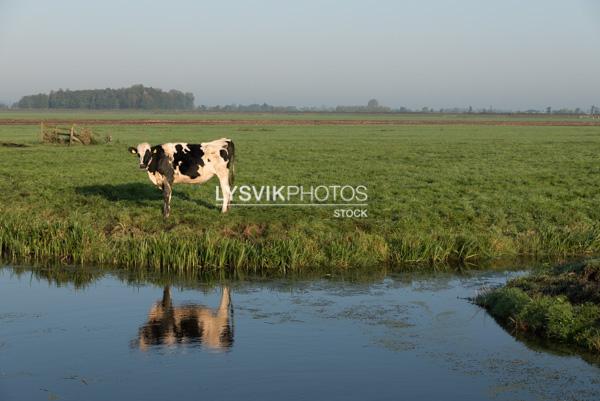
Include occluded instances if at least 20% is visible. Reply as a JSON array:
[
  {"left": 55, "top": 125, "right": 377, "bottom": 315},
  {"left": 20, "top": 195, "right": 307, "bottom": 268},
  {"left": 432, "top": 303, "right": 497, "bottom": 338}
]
[{"left": 1, "top": 0, "right": 599, "bottom": 109}]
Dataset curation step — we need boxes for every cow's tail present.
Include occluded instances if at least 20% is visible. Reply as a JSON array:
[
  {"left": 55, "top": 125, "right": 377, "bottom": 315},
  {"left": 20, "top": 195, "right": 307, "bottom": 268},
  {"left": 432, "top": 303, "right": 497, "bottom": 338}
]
[{"left": 227, "top": 140, "right": 235, "bottom": 187}]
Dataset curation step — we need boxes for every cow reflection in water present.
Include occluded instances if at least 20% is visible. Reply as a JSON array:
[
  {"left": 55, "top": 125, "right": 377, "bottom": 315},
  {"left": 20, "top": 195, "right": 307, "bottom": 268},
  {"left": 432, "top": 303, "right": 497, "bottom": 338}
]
[{"left": 135, "top": 286, "right": 233, "bottom": 351}]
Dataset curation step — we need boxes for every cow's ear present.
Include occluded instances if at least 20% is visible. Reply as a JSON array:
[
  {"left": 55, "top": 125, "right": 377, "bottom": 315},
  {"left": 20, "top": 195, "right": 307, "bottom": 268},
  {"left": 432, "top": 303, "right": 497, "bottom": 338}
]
[{"left": 128, "top": 147, "right": 138, "bottom": 155}]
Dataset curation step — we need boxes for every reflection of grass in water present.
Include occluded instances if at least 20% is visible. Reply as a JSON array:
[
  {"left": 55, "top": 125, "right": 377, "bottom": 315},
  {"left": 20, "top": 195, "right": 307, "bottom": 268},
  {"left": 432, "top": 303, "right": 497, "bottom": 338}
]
[
  {"left": 2, "top": 122, "right": 600, "bottom": 271},
  {"left": 476, "top": 259, "right": 600, "bottom": 356},
  {"left": 3, "top": 264, "right": 389, "bottom": 291}
]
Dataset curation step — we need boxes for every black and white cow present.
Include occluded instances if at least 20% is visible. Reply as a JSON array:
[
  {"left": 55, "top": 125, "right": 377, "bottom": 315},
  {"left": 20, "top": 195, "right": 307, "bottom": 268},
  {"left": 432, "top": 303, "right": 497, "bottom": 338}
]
[{"left": 129, "top": 138, "right": 234, "bottom": 217}]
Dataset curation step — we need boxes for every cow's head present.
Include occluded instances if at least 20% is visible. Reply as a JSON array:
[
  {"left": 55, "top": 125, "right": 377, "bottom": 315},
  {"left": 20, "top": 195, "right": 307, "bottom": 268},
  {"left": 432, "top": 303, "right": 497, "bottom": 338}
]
[{"left": 128, "top": 143, "right": 152, "bottom": 169}]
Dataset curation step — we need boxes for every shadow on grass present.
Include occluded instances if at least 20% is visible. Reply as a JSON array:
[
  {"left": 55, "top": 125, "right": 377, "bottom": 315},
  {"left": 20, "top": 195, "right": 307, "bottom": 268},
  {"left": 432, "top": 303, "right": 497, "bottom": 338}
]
[
  {"left": 75, "top": 183, "right": 218, "bottom": 210},
  {"left": 0, "top": 142, "right": 29, "bottom": 148}
]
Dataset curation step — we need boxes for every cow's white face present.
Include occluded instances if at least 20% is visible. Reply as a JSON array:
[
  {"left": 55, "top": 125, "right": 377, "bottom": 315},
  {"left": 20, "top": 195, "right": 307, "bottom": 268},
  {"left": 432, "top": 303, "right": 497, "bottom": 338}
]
[{"left": 128, "top": 143, "right": 152, "bottom": 169}]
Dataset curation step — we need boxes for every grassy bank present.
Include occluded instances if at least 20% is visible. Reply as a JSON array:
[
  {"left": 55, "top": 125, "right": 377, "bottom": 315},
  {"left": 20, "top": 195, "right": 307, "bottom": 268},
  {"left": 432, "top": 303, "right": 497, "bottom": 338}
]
[
  {"left": 476, "top": 259, "right": 600, "bottom": 352},
  {"left": 1, "top": 117, "right": 600, "bottom": 272}
]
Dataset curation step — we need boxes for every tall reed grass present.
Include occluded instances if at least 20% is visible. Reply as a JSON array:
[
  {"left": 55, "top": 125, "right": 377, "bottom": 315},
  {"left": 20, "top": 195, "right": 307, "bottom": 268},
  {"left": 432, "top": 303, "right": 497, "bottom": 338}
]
[{"left": 2, "top": 213, "right": 599, "bottom": 272}]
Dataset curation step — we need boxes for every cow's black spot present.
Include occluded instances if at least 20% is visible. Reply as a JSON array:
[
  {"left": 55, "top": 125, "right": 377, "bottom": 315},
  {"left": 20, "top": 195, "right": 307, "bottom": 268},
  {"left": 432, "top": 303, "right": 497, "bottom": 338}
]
[
  {"left": 147, "top": 146, "right": 161, "bottom": 173},
  {"left": 225, "top": 141, "right": 234, "bottom": 169},
  {"left": 219, "top": 148, "right": 229, "bottom": 161},
  {"left": 147, "top": 146, "right": 174, "bottom": 183},
  {"left": 172, "top": 144, "right": 204, "bottom": 179},
  {"left": 142, "top": 149, "right": 151, "bottom": 166}
]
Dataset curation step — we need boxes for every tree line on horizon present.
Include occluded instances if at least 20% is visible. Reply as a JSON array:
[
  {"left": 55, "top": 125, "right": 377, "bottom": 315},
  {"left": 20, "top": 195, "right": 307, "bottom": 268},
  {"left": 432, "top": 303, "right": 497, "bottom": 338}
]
[
  {"left": 194, "top": 101, "right": 599, "bottom": 115},
  {"left": 3, "top": 88, "right": 598, "bottom": 115},
  {"left": 14, "top": 85, "right": 194, "bottom": 110}
]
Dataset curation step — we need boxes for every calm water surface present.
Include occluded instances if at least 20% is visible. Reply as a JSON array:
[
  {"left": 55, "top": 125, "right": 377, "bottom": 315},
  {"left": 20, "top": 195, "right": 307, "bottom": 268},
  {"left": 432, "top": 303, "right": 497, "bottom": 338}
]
[{"left": 0, "top": 267, "right": 599, "bottom": 401}]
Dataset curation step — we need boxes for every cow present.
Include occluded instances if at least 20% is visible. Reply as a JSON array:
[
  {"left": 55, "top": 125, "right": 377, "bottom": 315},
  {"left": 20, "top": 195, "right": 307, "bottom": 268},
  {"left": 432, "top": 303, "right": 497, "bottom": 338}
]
[
  {"left": 134, "top": 286, "right": 233, "bottom": 351},
  {"left": 128, "top": 138, "right": 234, "bottom": 217}
]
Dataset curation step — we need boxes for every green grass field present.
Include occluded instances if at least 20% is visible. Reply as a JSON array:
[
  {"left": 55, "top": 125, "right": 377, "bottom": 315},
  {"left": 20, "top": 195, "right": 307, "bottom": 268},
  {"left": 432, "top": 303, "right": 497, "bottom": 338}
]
[{"left": 1, "top": 113, "right": 600, "bottom": 272}]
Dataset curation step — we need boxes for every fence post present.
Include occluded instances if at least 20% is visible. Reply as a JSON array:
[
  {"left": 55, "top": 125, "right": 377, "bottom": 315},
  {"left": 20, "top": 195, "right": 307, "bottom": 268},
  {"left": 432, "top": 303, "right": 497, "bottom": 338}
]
[{"left": 69, "top": 125, "right": 74, "bottom": 146}]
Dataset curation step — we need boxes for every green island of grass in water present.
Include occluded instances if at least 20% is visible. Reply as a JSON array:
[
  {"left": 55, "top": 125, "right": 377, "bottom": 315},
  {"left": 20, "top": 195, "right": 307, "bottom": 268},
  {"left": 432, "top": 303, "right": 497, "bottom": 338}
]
[{"left": 476, "top": 259, "right": 600, "bottom": 352}]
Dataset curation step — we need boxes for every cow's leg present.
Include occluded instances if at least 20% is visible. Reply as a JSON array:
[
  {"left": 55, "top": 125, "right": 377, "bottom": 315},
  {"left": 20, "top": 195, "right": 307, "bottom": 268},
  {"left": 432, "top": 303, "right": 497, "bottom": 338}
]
[
  {"left": 218, "top": 287, "right": 231, "bottom": 315},
  {"left": 162, "top": 286, "right": 172, "bottom": 309},
  {"left": 162, "top": 181, "right": 172, "bottom": 218},
  {"left": 217, "top": 170, "right": 231, "bottom": 213}
]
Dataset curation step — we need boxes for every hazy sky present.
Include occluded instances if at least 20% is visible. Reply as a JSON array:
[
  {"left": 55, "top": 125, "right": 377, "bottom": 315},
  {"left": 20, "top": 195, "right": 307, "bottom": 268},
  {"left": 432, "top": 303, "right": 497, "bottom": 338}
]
[{"left": 1, "top": 0, "right": 599, "bottom": 109}]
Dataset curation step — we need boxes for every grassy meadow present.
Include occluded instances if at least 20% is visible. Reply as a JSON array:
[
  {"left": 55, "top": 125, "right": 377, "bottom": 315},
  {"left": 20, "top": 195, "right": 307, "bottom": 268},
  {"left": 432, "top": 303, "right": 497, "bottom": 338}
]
[{"left": 1, "top": 112, "right": 600, "bottom": 272}]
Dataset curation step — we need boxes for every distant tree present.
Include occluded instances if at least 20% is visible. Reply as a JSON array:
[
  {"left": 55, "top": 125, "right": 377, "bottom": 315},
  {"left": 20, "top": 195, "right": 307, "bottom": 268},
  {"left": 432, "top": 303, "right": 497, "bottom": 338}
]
[
  {"left": 336, "top": 101, "right": 390, "bottom": 113},
  {"left": 15, "top": 85, "right": 194, "bottom": 110},
  {"left": 17, "top": 93, "right": 49, "bottom": 108},
  {"left": 468, "top": 105, "right": 473, "bottom": 113},
  {"left": 367, "top": 99, "right": 379, "bottom": 108},
  {"left": 554, "top": 108, "right": 575, "bottom": 114},
  {"left": 546, "top": 106, "right": 552, "bottom": 114}
]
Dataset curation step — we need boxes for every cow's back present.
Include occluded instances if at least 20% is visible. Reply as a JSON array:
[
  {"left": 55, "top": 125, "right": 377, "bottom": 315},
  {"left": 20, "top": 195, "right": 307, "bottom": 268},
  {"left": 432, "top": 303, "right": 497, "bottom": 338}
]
[{"left": 164, "top": 138, "right": 232, "bottom": 184}]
